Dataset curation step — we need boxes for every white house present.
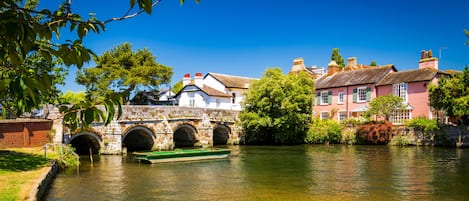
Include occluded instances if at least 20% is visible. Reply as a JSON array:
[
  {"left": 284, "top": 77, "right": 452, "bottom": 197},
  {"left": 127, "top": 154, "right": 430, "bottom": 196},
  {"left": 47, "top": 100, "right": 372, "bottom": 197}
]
[{"left": 175, "top": 72, "right": 256, "bottom": 110}]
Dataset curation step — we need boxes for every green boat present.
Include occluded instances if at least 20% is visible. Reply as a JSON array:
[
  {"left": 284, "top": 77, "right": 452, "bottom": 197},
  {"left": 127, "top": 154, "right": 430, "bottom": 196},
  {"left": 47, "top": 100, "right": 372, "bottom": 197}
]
[{"left": 133, "top": 148, "right": 231, "bottom": 164}]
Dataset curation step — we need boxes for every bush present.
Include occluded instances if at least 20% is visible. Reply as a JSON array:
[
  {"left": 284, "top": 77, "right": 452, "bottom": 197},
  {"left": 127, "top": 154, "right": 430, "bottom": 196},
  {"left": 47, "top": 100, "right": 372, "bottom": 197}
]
[
  {"left": 340, "top": 117, "right": 369, "bottom": 126},
  {"left": 405, "top": 117, "right": 439, "bottom": 132},
  {"left": 341, "top": 129, "right": 357, "bottom": 145},
  {"left": 356, "top": 121, "right": 393, "bottom": 144},
  {"left": 389, "top": 134, "right": 412, "bottom": 146},
  {"left": 305, "top": 119, "right": 342, "bottom": 144}
]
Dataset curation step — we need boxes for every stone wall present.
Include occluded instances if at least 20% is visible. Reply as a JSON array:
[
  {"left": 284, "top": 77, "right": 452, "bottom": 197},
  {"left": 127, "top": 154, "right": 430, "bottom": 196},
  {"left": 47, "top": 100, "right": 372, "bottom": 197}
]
[
  {"left": 390, "top": 125, "right": 468, "bottom": 146},
  {"left": 0, "top": 120, "right": 52, "bottom": 148}
]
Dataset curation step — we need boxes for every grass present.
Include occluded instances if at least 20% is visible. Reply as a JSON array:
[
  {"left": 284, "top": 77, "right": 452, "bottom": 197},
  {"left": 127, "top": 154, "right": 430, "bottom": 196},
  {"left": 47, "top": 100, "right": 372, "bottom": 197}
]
[{"left": 0, "top": 147, "right": 52, "bottom": 201}]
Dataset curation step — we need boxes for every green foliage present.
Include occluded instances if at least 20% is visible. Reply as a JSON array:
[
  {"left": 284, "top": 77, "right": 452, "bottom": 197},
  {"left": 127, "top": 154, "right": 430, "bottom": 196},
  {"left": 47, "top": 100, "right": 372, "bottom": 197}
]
[
  {"left": 429, "top": 66, "right": 469, "bottom": 124},
  {"left": 305, "top": 118, "right": 342, "bottom": 144},
  {"left": 389, "top": 134, "right": 411, "bottom": 146},
  {"left": 239, "top": 68, "right": 315, "bottom": 145},
  {"left": 76, "top": 43, "right": 173, "bottom": 103},
  {"left": 172, "top": 80, "right": 184, "bottom": 94},
  {"left": 366, "top": 94, "right": 405, "bottom": 121},
  {"left": 341, "top": 129, "right": 357, "bottom": 145},
  {"left": 59, "top": 91, "right": 87, "bottom": 104},
  {"left": 1, "top": 0, "right": 195, "bottom": 131},
  {"left": 370, "top": 60, "right": 377, "bottom": 66},
  {"left": 340, "top": 117, "right": 369, "bottom": 126},
  {"left": 330, "top": 48, "right": 345, "bottom": 69},
  {"left": 405, "top": 117, "right": 439, "bottom": 132}
]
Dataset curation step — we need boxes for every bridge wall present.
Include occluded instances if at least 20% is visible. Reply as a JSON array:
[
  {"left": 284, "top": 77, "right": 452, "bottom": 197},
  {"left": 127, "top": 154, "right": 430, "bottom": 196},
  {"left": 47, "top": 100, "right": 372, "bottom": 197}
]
[{"left": 61, "top": 106, "right": 242, "bottom": 154}]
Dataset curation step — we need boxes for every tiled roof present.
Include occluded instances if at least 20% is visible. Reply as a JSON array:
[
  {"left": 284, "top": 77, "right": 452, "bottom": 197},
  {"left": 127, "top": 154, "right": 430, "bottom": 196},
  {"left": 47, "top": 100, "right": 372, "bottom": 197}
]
[
  {"left": 315, "top": 66, "right": 394, "bottom": 89},
  {"left": 201, "top": 85, "right": 232, "bottom": 97},
  {"left": 376, "top": 68, "right": 439, "bottom": 86},
  {"left": 206, "top": 73, "right": 257, "bottom": 89}
]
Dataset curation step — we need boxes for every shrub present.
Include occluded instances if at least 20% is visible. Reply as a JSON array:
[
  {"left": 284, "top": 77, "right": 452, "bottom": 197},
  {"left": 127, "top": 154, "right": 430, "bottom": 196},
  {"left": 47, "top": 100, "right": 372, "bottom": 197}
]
[
  {"left": 356, "top": 121, "right": 393, "bottom": 144},
  {"left": 341, "top": 129, "right": 357, "bottom": 145},
  {"left": 389, "top": 134, "right": 412, "bottom": 146},
  {"left": 340, "top": 117, "right": 369, "bottom": 127},
  {"left": 305, "top": 119, "right": 342, "bottom": 144},
  {"left": 405, "top": 117, "right": 439, "bottom": 132}
]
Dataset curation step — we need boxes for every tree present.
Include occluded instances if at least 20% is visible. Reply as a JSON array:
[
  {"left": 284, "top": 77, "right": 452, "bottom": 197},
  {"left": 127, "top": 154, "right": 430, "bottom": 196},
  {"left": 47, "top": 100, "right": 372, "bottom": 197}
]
[
  {"left": 59, "top": 91, "right": 87, "bottom": 105},
  {"left": 370, "top": 60, "right": 377, "bottom": 66},
  {"left": 330, "top": 48, "right": 345, "bottom": 69},
  {"left": 172, "top": 80, "right": 184, "bottom": 94},
  {"left": 1, "top": 0, "right": 197, "bottom": 130},
  {"left": 239, "top": 68, "right": 315, "bottom": 145},
  {"left": 76, "top": 43, "right": 173, "bottom": 103},
  {"left": 429, "top": 66, "right": 469, "bottom": 124},
  {"left": 365, "top": 94, "right": 405, "bottom": 121}
]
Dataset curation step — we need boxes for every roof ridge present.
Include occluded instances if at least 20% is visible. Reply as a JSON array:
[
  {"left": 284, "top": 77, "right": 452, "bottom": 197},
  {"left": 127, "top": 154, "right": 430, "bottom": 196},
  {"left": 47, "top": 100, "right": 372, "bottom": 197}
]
[{"left": 208, "top": 72, "right": 258, "bottom": 80}]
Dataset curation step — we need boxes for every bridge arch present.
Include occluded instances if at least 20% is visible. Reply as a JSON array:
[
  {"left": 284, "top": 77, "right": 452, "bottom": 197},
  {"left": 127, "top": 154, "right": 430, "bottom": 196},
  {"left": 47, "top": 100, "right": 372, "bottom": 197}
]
[
  {"left": 122, "top": 126, "right": 155, "bottom": 152},
  {"left": 68, "top": 131, "right": 102, "bottom": 155},
  {"left": 174, "top": 124, "right": 198, "bottom": 148},
  {"left": 213, "top": 124, "right": 231, "bottom": 145}
]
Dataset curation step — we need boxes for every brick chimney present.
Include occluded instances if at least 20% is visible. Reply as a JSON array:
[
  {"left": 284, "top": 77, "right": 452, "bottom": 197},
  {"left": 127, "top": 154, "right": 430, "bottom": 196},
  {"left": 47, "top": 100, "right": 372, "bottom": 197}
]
[
  {"left": 290, "top": 57, "right": 306, "bottom": 72},
  {"left": 347, "top": 57, "right": 357, "bottom": 67},
  {"left": 418, "top": 50, "right": 438, "bottom": 70},
  {"left": 182, "top": 73, "right": 191, "bottom": 86},
  {"left": 194, "top": 72, "right": 203, "bottom": 88},
  {"left": 327, "top": 60, "right": 340, "bottom": 76}
]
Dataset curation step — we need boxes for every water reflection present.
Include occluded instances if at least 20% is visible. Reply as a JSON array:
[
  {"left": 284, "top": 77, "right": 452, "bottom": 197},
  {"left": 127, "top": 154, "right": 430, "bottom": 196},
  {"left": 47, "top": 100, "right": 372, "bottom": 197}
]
[{"left": 43, "top": 145, "right": 469, "bottom": 201}]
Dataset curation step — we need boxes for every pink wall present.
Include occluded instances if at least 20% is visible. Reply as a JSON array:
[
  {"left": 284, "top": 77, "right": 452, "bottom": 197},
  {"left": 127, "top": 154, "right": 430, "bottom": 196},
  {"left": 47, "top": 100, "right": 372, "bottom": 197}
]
[
  {"left": 376, "top": 80, "right": 433, "bottom": 119},
  {"left": 313, "top": 84, "right": 376, "bottom": 120}
]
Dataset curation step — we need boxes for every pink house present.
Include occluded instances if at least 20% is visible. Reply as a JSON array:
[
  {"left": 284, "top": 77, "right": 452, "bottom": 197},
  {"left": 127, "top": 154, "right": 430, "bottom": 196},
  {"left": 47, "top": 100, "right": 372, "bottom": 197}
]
[
  {"left": 311, "top": 50, "right": 452, "bottom": 124},
  {"left": 376, "top": 50, "right": 450, "bottom": 124},
  {"left": 313, "top": 58, "right": 396, "bottom": 122}
]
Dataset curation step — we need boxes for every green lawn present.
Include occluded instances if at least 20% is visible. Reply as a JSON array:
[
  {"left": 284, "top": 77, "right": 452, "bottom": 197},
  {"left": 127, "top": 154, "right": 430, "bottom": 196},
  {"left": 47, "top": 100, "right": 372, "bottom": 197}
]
[{"left": 0, "top": 147, "right": 51, "bottom": 201}]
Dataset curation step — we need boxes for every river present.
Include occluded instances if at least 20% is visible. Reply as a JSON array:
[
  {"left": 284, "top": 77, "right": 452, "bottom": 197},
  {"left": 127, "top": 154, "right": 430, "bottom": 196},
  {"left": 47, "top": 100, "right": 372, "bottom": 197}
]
[{"left": 42, "top": 145, "right": 469, "bottom": 201}]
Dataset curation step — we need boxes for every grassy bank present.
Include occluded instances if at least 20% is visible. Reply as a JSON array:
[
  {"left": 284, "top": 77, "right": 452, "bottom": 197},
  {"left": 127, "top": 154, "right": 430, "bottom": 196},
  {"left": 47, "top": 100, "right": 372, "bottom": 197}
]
[{"left": 0, "top": 147, "right": 52, "bottom": 201}]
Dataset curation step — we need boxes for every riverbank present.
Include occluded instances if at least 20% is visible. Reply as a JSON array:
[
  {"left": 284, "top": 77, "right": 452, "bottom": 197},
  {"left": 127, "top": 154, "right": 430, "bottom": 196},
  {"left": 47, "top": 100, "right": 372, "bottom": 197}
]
[{"left": 0, "top": 147, "right": 56, "bottom": 201}]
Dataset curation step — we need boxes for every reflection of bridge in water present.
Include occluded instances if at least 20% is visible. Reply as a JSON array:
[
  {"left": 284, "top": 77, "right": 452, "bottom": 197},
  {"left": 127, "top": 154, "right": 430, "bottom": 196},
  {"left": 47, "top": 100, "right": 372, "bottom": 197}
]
[{"left": 59, "top": 106, "right": 242, "bottom": 155}]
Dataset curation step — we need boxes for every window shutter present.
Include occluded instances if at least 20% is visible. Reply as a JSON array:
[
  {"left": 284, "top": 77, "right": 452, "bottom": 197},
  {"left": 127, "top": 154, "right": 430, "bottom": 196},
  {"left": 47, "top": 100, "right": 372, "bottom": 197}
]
[
  {"left": 328, "top": 91, "right": 332, "bottom": 105},
  {"left": 353, "top": 88, "right": 357, "bottom": 103},
  {"left": 366, "top": 87, "right": 371, "bottom": 101},
  {"left": 316, "top": 92, "right": 320, "bottom": 105}
]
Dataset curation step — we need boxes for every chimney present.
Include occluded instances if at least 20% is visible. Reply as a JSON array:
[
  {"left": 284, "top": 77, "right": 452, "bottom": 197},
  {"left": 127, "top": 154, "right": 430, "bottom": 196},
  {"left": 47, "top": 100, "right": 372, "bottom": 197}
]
[
  {"left": 290, "top": 57, "right": 306, "bottom": 72},
  {"left": 347, "top": 57, "right": 357, "bottom": 67},
  {"left": 327, "top": 60, "right": 340, "bottom": 76},
  {"left": 418, "top": 49, "right": 438, "bottom": 70},
  {"left": 194, "top": 72, "right": 203, "bottom": 88},
  {"left": 182, "top": 73, "right": 191, "bottom": 86}
]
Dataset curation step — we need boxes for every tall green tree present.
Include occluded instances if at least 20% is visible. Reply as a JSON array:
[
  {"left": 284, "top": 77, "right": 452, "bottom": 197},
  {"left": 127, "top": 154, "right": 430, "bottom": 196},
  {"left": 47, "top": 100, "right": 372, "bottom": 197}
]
[
  {"left": 59, "top": 91, "right": 87, "bottom": 105},
  {"left": 172, "top": 81, "right": 184, "bottom": 94},
  {"left": 239, "top": 68, "right": 315, "bottom": 145},
  {"left": 365, "top": 94, "right": 405, "bottom": 121},
  {"left": 370, "top": 60, "right": 377, "bottom": 66},
  {"left": 1, "top": 0, "right": 197, "bottom": 130},
  {"left": 76, "top": 43, "right": 173, "bottom": 103},
  {"left": 429, "top": 66, "right": 469, "bottom": 124},
  {"left": 330, "top": 48, "right": 345, "bottom": 69}
]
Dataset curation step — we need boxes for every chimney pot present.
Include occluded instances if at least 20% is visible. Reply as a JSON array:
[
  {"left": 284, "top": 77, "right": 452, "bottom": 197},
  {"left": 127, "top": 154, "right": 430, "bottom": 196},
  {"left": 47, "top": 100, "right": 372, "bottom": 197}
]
[
  {"left": 421, "top": 50, "right": 425, "bottom": 59},
  {"left": 184, "top": 73, "right": 190, "bottom": 78},
  {"left": 195, "top": 72, "right": 202, "bottom": 77}
]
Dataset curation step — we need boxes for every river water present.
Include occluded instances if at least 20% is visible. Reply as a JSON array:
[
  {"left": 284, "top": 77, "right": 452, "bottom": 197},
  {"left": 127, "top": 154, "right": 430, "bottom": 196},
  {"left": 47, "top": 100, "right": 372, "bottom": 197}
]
[{"left": 43, "top": 145, "right": 469, "bottom": 201}]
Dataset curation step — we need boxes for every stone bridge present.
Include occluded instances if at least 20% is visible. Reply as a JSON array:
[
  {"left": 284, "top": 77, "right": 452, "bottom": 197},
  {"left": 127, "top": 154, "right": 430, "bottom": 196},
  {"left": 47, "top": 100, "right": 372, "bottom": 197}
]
[{"left": 57, "top": 106, "right": 242, "bottom": 155}]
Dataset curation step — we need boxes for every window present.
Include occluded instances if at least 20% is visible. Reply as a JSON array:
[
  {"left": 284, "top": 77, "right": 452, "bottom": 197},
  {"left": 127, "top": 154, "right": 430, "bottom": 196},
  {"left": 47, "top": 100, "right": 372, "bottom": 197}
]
[
  {"left": 338, "top": 92, "right": 344, "bottom": 104},
  {"left": 357, "top": 87, "right": 367, "bottom": 102},
  {"left": 216, "top": 99, "right": 221, "bottom": 108},
  {"left": 321, "top": 90, "right": 330, "bottom": 105},
  {"left": 232, "top": 93, "right": 236, "bottom": 104},
  {"left": 320, "top": 111, "right": 329, "bottom": 120},
  {"left": 338, "top": 111, "right": 347, "bottom": 122},
  {"left": 189, "top": 99, "right": 195, "bottom": 107},
  {"left": 393, "top": 83, "right": 408, "bottom": 103},
  {"left": 390, "top": 109, "right": 411, "bottom": 124}
]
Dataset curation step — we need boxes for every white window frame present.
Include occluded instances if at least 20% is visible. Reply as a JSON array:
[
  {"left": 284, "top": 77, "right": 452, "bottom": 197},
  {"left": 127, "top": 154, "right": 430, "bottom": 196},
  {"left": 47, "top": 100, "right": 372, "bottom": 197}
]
[
  {"left": 357, "top": 87, "right": 367, "bottom": 102},
  {"left": 338, "top": 92, "right": 344, "bottom": 104},
  {"left": 393, "top": 83, "right": 408, "bottom": 103},
  {"left": 320, "top": 90, "right": 329, "bottom": 105},
  {"left": 189, "top": 99, "right": 195, "bottom": 107},
  {"left": 338, "top": 111, "right": 347, "bottom": 122},
  {"left": 390, "top": 109, "right": 412, "bottom": 124},
  {"left": 320, "top": 111, "right": 329, "bottom": 120}
]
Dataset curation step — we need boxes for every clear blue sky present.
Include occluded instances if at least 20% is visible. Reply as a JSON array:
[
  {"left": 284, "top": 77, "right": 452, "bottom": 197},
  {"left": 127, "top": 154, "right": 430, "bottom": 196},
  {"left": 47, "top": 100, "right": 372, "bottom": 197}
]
[{"left": 41, "top": 0, "right": 469, "bottom": 92}]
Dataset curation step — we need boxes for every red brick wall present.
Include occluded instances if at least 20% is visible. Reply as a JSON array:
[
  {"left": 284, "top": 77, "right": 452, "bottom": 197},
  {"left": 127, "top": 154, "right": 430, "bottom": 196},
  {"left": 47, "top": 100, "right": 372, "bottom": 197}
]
[{"left": 0, "top": 120, "right": 52, "bottom": 148}]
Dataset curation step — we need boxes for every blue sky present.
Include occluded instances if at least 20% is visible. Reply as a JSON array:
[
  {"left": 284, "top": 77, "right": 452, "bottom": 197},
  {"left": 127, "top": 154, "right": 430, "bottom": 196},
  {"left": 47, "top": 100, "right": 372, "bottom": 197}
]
[{"left": 41, "top": 0, "right": 469, "bottom": 92}]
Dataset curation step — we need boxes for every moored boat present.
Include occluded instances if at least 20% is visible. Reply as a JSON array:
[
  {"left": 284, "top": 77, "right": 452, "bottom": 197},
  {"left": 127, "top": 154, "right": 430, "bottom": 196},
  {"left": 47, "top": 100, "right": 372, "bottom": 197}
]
[{"left": 133, "top": 148, "right": 231, "bottom": 164}]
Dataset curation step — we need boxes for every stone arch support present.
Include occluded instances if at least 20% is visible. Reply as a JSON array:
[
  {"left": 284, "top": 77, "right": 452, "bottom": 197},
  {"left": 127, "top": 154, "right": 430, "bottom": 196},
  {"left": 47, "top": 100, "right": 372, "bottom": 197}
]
[
  {"left": 173, "top": 123, "right": 198, "bottom": 148},
  {"left": 67, "top": 131, "right": 102, "bottom": 155},
  {"left": 122, "top": 126, "right": 156, "bottom": 152}
]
